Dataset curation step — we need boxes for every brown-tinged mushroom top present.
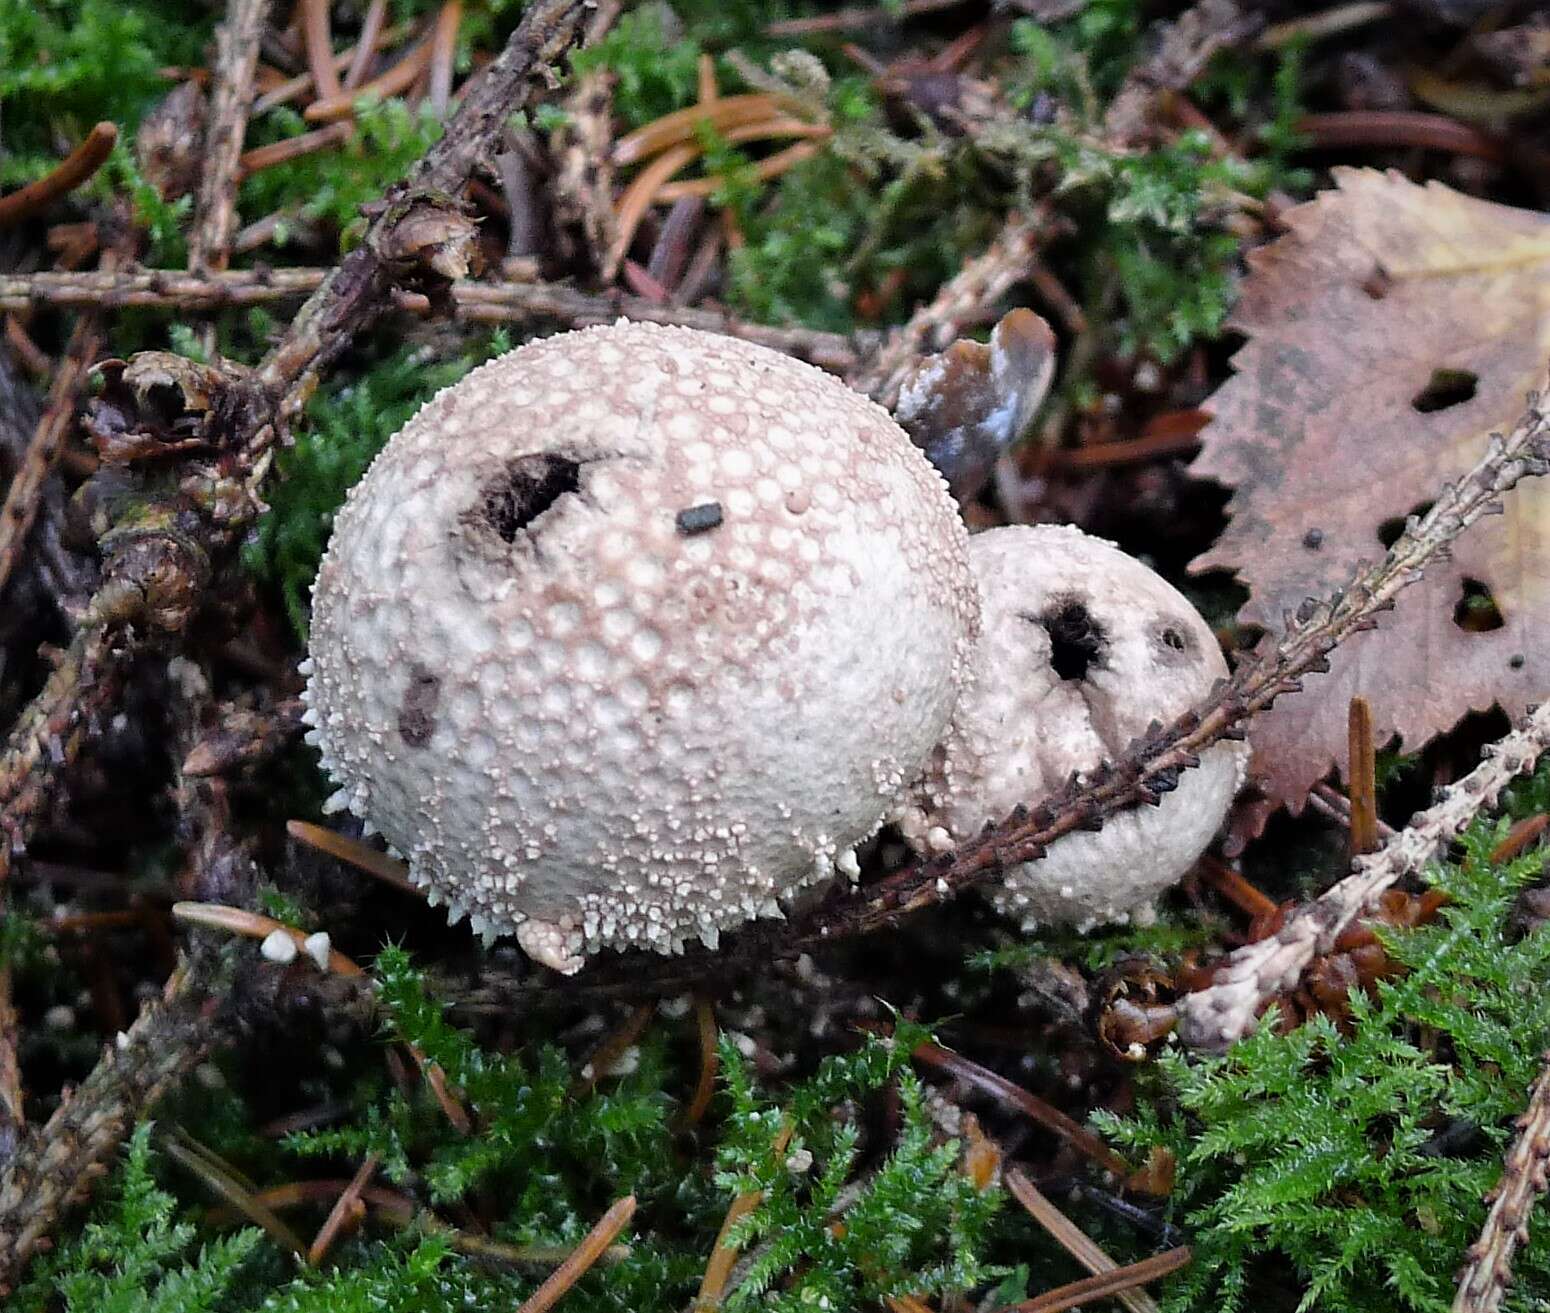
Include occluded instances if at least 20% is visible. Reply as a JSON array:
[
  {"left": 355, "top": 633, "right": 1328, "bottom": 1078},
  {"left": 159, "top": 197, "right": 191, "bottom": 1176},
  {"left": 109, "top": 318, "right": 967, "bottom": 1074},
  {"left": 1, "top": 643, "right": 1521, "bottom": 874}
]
[
  {"left": 898, "top": 523, "right": 1248, "bottom": 929},
  {"left": 303, "top": 321, "right": 979, "bottom": 971}
]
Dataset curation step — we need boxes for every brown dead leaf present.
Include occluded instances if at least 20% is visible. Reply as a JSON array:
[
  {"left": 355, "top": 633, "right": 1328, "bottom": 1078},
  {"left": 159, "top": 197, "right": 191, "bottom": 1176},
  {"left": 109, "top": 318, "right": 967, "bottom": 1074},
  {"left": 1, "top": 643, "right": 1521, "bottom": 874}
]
[{"left": 1189, "top": 167, "right": 1550, "bottom": 811}]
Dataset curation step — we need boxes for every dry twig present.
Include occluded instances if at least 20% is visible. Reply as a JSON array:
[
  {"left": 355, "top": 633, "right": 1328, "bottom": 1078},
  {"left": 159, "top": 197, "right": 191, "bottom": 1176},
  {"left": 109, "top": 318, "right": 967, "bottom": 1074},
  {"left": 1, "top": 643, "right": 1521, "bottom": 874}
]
[
  {"left": 1180, "top": 697, "right": 1550, "bottom": 1050},
  {"left": 1452, "top": 1053, "right": 1550, "bottom": 1313},
  {"left": 190, "top": 0, "right": 273, "bottom": 277},
  {"left": 0, "top": 960, "right": 224, "bottom": 1292},
  {"left": 0, "top": 266, "right": 866, "bottom": 370},
  {"left": 0, "top": 312, "right": 101, "bottom": 600}
]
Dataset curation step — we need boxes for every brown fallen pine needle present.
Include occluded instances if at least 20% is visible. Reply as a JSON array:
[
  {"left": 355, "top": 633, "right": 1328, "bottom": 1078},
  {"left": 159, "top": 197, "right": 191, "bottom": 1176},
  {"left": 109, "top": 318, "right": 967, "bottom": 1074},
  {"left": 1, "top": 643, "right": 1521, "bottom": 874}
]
[
  {"left": 696, "top": 1119, "right": 794, "bottom": 1311},
  {"left": 305, "top": 36, "right": 433, "bottom": 122},
  {"left": 683, "top": 995, "right": 719, "bottom": 1128},
  {"left": 912, "top": 1042, "right": 1132, "bottom": 1181},
  {"left": 1489, "top": 813, "right": 1549, "bottom": 865},
  {"left": 1005, "top": 1169, "right": 1162, "bottom": 1313},
  {"left": 0, "top": 122, "right": 118, "bottom": 227},
  {"left": 163, "top": 1128, "right": 309, "bottom": 1260},
  {"left": 345, "top": 0, "right": 390, "bottom": 90},
  {"left": 306, "top": 1151, "right": 380, "bottom": 1266},
  {"left": 1294, "top": 110, "right": 1507, "bottom": 162},
  {"left": 301, "top": 0, "right": 344, "bottom": 102},
  {"left": 239, "top": 122, "right": 355, "bottom": 175},
  {"left": 612, "top": 95, "right": 791, "bottom": 167},
  {"left": 1347, "top": 696, "right": 1379, "bottom": 859},
  {"left": 427, "top": 0, "right": 463, "bottom": 115},
  {"left": 518, "top": 1195, "right": 637, "bottom": 1313},
  {"left": 286, "top": 819, "right": 420, "bottom": 895},
  {"left": 998, "top": 1247, "right": 1193, "bottom": 1313},
  {"left": 573, "top": 1002, "right": 655, "bottom": 1096}
]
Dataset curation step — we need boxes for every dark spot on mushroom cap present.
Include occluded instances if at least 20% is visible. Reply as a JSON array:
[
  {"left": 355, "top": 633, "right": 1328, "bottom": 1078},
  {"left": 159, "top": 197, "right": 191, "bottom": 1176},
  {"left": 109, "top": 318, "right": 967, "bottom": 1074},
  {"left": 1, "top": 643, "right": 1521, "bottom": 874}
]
[
  {"left": 398, "top": 664, "right": 441, "bottom": 747},
  {"left": 480, "top": 452, "right": 581, "bottom": 543},
  {"left": 676, "top": 501, "right": 724, "bottom": 535},
  {"left": 1029, "top": 595, "right": 1106, "bottom": 682},
  {"left": 1154, "top": 621, "right": 1196, "bottom": 662}
]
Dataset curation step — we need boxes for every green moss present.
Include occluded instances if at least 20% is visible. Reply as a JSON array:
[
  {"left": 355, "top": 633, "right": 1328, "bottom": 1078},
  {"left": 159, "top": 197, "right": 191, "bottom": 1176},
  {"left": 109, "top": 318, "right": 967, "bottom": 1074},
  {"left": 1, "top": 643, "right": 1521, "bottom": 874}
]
[{"left": 1100, "top": 814, "right": 1550, "bottom": 1313}]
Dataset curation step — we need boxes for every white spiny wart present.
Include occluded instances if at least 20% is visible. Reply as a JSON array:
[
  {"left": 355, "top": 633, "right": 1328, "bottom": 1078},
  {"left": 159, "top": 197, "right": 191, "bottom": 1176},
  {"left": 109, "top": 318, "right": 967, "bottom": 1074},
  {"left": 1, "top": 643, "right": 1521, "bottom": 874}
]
[
  {"left": 302, "top": 321, "right": 979, "bottom": 973},
  {"left": 897, "top": 524, "right": 1250, "bottom": 929}
]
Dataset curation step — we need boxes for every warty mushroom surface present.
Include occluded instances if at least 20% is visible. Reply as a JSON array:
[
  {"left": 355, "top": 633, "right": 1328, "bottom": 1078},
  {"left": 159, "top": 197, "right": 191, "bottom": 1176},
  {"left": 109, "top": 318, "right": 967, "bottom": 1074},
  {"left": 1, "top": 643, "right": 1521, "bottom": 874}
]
[
  {"left": 302, "top": 321, "right": 980, "bottom": 973},
  {"left": 898, "top": 523, "right": 1249, "bottom": 930}
]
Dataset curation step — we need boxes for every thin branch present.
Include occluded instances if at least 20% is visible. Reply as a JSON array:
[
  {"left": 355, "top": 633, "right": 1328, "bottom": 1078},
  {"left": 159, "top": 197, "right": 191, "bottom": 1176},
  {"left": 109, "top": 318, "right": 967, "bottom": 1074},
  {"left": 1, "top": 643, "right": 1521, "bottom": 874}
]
[
  {"left": 0, "top": 311, "right": 101, "bottom": 600},
  {"left": 0, "top": 960, "right": 224, "bottom": 1294},
  {"left": 190, "top": 0, "right": 273, "bottom": 276},
  {"left": 1180, "top": 697, "right": 1550, "bottom": 1051},
  {"left": 1452, "top": 1053, "right": 1550, "bottom": 1313},
  {"left": 0, "top": 123, "right": 118, "bottom": 228},
  {"left": 0, "top": 266, "right": 867, "bottom": 371}
]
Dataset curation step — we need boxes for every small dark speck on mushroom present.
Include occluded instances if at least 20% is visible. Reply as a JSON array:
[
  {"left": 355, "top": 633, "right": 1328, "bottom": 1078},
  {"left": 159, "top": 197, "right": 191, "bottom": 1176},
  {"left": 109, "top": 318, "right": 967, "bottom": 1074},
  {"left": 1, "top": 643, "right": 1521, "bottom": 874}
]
[
  {"left": 1303, "top": 528, "right": 1324, "bottom": 550},
  {"left": 676, "top": 502, "right": 724, "bottom": 536},
  {"left": 398, "top": 664, "right": 441, "bottom": 747}
]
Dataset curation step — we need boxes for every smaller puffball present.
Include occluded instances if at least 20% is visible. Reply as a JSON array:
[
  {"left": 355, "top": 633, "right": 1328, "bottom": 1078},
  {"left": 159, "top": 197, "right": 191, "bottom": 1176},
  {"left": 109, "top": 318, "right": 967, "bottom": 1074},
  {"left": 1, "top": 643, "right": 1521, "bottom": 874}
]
[{"left": 898, "top": 524, "right": 1249, "bottom": 929}]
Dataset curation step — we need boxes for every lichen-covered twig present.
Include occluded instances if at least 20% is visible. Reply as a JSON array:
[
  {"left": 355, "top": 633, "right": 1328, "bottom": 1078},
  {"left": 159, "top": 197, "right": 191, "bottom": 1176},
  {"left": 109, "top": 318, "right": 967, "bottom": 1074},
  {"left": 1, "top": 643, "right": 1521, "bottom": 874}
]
[
  {"left": 1452, "top": 1052, "right": 1550, "bottom": 1313},
  {"left": 0, "top": 267, "right": 867, "bottom": 371},
  {"left": 0, "top": 960, "right": 224, "bottom": 1294},
  {"left": 1178, "top": 699, "right": 1550, "bottom": 1051},
  {"left": 189, "top": 0, "right": 273, "bottom": 278}
]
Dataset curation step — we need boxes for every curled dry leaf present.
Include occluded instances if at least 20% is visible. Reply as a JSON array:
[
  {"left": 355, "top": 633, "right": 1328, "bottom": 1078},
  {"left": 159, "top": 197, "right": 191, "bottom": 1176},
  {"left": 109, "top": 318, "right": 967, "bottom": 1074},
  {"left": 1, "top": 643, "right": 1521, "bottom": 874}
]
[{"left": 1190, "top": 167, "right": 1550, "bottom": 810}]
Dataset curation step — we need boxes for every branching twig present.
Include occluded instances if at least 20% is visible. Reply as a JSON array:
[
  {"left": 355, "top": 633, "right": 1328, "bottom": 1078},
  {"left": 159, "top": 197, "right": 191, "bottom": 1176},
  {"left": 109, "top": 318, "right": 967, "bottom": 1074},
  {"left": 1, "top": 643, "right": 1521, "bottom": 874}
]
[
  {"left": 0, "top": 266, "right": 868, "bottom": 371},
  {"left": 189, "top": 0, "right": 273, "bottom": 277},
  {"left": 1179, "top": 698, "right": 1550, "bottom": 1051},
  {"left": 0, "top": 959, "right": 225, "bottom": 1293},
  {"left": 1453, "top": 1052, "right": 1550, "bottom": 1313}
]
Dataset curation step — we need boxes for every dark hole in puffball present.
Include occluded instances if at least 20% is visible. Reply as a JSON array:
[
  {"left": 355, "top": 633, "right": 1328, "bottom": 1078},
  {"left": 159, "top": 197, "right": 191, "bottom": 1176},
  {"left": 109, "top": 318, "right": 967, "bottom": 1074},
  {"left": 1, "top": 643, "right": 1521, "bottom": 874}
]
[
  {"left": 1035, "top": 596, "right": 1107, "bottom": 682},
  {"left": 482, "top": 452, "right": 581, "bottom": 543}
]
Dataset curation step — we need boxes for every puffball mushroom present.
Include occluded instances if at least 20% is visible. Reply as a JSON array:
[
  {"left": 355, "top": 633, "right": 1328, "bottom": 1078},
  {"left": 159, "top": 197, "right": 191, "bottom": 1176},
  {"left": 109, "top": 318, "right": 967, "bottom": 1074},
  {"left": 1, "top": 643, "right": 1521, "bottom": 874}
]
[
  {"left": 302, "top": 321, "right": 979, "bottom": 973},
  {"left": 897, "top": 524, "right": 1248, "bottom": 930}
]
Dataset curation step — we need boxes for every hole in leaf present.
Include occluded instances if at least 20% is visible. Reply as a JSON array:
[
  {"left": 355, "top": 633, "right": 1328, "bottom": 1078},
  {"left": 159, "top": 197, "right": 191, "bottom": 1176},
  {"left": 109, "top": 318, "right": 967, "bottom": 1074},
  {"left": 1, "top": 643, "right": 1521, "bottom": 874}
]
[
  {"left": 1454, "top": 577, "right": 1504, "bottom": 632},
  {"left": 1411, "top": 368, "right": 1478, "bottom": 414},
  {"left": 1039, "top": 596, "right": 1107, "bottom": 682},
  {"left": 481, "top": 453, "right": 580, "bottom": 543}
]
